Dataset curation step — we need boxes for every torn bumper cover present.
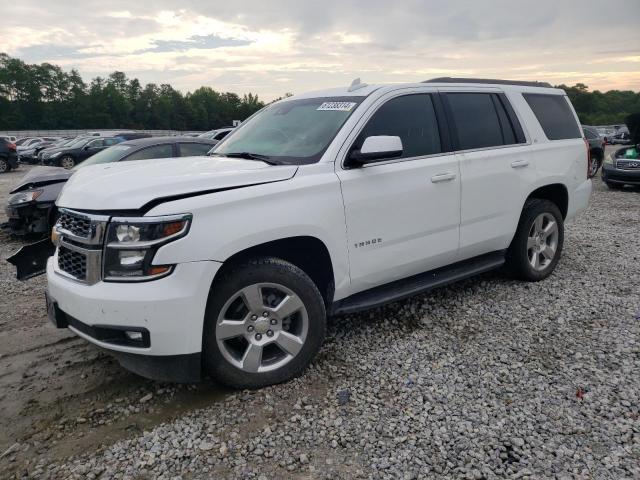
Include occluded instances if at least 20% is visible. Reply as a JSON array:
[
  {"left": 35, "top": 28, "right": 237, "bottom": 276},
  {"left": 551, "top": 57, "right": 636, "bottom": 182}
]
[
  {"left": 2, "top": 202, "right": 53, "bottom": 235},
  {"left": 7, "top": 239, "right": 55, "bottom": 280}
]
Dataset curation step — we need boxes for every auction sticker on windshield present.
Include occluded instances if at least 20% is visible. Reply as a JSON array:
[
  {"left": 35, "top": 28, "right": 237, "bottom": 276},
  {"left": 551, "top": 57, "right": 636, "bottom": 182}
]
[{"left": 317, "top": 102, "right": 357, "bottom": 111}]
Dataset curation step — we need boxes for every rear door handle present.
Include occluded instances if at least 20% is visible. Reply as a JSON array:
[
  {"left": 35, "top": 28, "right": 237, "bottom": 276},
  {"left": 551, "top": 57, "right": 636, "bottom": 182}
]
[
  {"left": 431, "top": 172, "right": 457, "bottom": 183},
  {"left": 511, "top": 159, "right": 530, "bottom": 168}
]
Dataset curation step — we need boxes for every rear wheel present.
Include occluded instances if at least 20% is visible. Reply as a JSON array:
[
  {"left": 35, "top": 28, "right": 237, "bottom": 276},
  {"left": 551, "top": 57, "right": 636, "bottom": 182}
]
[
  {"left": 589, "top": 156, "right": 601, "bottom": 177},
  {"left": 506, "top": 199, "right": 564, "bottom": 281},
  {"left": 203, "top": 257, "right": 326, "bottom": 389},
  {"left": 0, "top": 158, "right": 8, "bottom": 173},
  {"left": 60, "top": 155, "right": 75, "bottom": 169}
]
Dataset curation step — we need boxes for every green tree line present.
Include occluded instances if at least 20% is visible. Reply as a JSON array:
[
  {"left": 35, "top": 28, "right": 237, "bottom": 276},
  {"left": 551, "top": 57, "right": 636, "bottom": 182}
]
[
  {"left": 558, "top": 83, "right": 640, "bottom": 126},
  {"left": 1, "top": 53, "right": 639, "bottom": 130},
  {"left": 0, "top": 53, "right": 265, "bottom": 131}
]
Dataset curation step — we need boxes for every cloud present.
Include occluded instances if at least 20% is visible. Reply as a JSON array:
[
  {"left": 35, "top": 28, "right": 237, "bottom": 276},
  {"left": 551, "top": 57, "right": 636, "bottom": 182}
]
[
  {"left": 140, "top": 34, "right": 252, "bottom": 53},
  {"left": 0, "top": 0, "right": 639, "bottom": 98}
]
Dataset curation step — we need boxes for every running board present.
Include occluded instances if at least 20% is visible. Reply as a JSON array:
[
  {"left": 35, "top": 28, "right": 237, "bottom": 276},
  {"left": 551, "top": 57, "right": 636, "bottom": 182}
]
[{"left": 330, "top": 250, "right": 506, "bottom": 316}]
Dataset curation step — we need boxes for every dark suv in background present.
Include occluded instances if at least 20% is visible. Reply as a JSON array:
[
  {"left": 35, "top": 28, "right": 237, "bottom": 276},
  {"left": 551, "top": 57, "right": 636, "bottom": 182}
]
[
  {"left": 0, "top": 138, "right": 19, "bottom": 173},
  {"left": 582, "top": 125, "right": 605, "bottom": 177}
]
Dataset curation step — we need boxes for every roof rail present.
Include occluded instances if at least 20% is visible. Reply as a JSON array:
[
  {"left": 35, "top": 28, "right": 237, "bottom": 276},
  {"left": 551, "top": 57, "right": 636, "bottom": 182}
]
[{"left": 423, "top": 77, "right": 553, "bottom": 88}]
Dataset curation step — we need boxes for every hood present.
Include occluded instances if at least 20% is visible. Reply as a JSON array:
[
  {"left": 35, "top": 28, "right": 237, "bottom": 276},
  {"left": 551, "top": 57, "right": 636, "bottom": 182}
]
[
  {"left": 10, "top": 166, "right": 73, "bottom": 193},
  {"left": 57, "top": 156, "right": 298, "bottom": 211}
]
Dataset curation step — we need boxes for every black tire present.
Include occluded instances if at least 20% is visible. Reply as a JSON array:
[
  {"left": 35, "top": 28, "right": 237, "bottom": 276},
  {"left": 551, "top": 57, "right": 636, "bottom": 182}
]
[
  {"left": 59, "top": 155, "right": 75, "bottom": 169},
  {"left": 203, "top": 257, "right": 326, "bottom": 389},
  {"left": 506, "top": 198, "right": 564, "bottom": 282},
  {"left": 605, "top": 181, "right": 623, "bottom": 190},
  {"left": 0, "top": 158, "right": 8, "bottom": 174}
]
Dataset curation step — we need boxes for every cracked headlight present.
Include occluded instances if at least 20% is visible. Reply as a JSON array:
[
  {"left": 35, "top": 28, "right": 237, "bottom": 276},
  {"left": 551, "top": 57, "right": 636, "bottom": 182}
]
[
  {"left": 103, "top": 214, "right": 191, "bottom": 281},
  {"left": 8, "top": 190, "right": 43, "bottom": 205}
]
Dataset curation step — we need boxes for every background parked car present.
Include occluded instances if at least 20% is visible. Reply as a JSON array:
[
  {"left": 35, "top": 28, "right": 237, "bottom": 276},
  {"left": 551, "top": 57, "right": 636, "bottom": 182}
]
[
  {"left": 582, "top": 125, "right": 605, "bottom": 176},
  {"left": 609, "top": 132, "right": 632, "bottom": 145},
  {"left": 16, "top": 137, "right": 56, "bottom": 153},
  {"left": 41, "top": 136, "right": 122, "bottom": 168},
  {"left": 0, "top": 138, "right": 19, "bottom": 173},
  {"left": 14, "top": 137, "right": 35, "bottom": 146},
  {"left": 198, "top": 127, "right": 234, "bottom": 143},
  {"left": 3, "top": 136, "right": 218, "bottom": 235},
  {"left": 18, "top": 138, "right": 64, "bottom": 164}
]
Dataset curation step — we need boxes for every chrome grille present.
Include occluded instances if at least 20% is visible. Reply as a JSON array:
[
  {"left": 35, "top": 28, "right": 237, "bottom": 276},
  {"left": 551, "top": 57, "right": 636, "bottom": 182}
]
[
  {"left": 616, "top": 159, "right": 640, "bottom": 170},
  {"left": 54, "top": 209, "right": 109, "bottom": 285},
  {"left": 58, "top": 246, "right": 87, "bottom": 280},
  {"left": 58, "top": 211, "right": 92, "bottom": 238}
]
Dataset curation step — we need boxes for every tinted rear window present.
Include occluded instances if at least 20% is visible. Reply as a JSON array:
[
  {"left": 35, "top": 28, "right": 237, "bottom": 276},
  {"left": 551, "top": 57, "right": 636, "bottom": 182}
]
[
  {"left": 446, "top": 93, "right": 504, "bottom": 150},
  {"left": 523, "top": 94, "right": 581, "bottom": 140}
]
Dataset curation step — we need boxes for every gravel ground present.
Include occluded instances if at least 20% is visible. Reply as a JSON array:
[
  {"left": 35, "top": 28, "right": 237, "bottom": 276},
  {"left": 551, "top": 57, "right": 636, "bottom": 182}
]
[{"left": 1, "top": 154, "right": 639, "bottom": 479}]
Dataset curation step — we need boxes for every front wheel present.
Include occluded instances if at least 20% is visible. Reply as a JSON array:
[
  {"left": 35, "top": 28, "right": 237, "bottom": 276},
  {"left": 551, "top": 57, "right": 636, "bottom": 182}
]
[
  {"left": 59, "top": 155, "right": 75, "bottom": 169},
  {"left": 203, "top": 257, "right": 326, "bottom": 389},
  {"left": 605, "top": 181, "right": 623, "bottom": 190},
  {"left": 506, "top": 199, "right": 564, "bottom": 281}
]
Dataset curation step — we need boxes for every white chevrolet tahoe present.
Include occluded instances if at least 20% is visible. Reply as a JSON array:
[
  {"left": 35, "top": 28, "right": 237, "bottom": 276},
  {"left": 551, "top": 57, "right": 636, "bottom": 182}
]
[{"left": 44, "top": 78, "right": 592, "bottom": 388}]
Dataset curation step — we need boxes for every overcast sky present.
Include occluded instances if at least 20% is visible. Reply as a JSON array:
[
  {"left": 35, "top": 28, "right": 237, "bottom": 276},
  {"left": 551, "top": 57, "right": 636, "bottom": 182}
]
[{"left": 1, "top": 0, "right": 639, "bottom": 100}]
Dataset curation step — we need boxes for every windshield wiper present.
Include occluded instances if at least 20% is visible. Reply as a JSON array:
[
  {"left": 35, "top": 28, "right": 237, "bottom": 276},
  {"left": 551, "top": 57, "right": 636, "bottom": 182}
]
[{"left": 212, "top": 151, "right": 279, "bottom": 165}]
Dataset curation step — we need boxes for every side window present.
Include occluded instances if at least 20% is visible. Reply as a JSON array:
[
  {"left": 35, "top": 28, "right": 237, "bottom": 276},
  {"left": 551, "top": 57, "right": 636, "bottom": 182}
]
[
  {"left": 87, "top": 139, "right": 103, "bottom": 148},
  {"left": 179, "top": 143, "right": 213, "bottom": 157},
  {"left": 124, "top": 144, "right": 174, "bottom": 161},
  {"left": 445, "top": 93, "right": 504, "bottom": 150},
  {"left": 355, "top": 94, "right": 441, "bottom": 159},
  {"left": 523, "top": 93, "right": 581, "bottom": 140},
  {"left": 104, "top": 138, "right": 119, "bottom": 146},
  {"left": 214, "top": 131, "right": 230, "bottom": 140}
]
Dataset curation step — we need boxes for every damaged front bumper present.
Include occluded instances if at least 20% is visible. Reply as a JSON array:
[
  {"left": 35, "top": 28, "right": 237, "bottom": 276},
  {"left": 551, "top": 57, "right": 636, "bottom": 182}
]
[
  {"left": 2, "top": 201, "right": 53, "bottom": 236},
  {"left": 7, "top": 238, "right": 56, "bottom": 280}
]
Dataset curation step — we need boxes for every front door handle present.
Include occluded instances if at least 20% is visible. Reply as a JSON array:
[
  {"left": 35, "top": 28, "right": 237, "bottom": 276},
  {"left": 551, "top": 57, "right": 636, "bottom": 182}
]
[
  {"left": 511, "top": 159, "right": 530, "bottom": 168},
  {"left": 431, "top": 172, "right": 457, "bottom": 183}
]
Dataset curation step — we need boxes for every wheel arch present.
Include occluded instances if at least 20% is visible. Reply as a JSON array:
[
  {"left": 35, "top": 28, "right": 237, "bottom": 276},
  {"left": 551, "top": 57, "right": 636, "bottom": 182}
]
[
  {"left": 212, "top": 236, "right": 336, "bottom": 307},
  {"left": 524, "top": 183, "right": 568, "bottom": 219}
]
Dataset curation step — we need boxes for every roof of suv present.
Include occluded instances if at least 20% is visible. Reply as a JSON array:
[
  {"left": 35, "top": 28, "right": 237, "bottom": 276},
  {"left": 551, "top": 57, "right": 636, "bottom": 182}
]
[{"left": 290, "top": 78, "right": 564, "bottom": 101}]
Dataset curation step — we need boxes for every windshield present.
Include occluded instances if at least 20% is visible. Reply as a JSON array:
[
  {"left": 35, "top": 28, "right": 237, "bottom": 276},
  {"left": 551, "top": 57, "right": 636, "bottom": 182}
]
[
  {"left": 198, "top": 131, "right": 215, "bottom": 139},
  {"left": 213, "top": 97, "right": 363, "bottom": 164},
  {"left": 66, "top": 137, "right": 93, "bottom": 149},
  {"left": 73, "top": 145, "right": 132, "bottom": 170}
]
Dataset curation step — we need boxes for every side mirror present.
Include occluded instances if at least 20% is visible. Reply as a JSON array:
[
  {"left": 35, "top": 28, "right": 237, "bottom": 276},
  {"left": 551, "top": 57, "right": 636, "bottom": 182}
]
[{"left": 347, "top": 136, "right": 403, "bottom": 167}]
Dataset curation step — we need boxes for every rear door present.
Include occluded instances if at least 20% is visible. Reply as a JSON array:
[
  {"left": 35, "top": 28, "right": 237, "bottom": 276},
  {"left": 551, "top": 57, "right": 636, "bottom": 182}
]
[
  {"left": 337, "top": 89, "right": 461, "bottom": 293},
  {"left": 441, "top": 90, "right": 535, "bottom": 260}
]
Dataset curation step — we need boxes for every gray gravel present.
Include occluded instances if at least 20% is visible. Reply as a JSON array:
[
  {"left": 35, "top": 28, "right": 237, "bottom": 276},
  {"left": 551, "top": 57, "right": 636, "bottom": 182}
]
[{"left": 3, "top": 166, "right": 640, "bottom": 479}]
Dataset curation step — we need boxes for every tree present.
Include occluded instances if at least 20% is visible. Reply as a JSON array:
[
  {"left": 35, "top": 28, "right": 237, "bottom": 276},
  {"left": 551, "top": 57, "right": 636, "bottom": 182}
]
[{"left": 0, "top": 53, "right": 267, "bottom": 130}]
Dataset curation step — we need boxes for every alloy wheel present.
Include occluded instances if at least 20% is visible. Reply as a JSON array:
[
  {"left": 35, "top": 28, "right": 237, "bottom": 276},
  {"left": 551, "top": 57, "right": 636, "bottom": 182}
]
[
  {"left": 527, "top": 213, "right": 559, "bottom": 271},
  {"left": 215, "top": 282, "right": 309, "bottom": 373},
  {"left": 60, "top": 157, "right": 75, "bottom": 169}
]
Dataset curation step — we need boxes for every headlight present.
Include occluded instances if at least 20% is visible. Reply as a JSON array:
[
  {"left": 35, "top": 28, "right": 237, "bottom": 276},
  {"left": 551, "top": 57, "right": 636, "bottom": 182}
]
[
  {"left": 604, "top": 153, "right": 614, "bottom": 165},
  {"left": 103, "top": 214, "right": 191, "bottom": 281},
  {"left": 8, "top": 190, "right": 43, "bottom": 205}
]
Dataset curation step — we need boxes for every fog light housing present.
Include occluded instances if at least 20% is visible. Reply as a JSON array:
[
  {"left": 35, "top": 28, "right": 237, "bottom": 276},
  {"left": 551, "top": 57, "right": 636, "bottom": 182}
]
[{"left": 125, "top": 331, "right": 143, "bottom": 342}]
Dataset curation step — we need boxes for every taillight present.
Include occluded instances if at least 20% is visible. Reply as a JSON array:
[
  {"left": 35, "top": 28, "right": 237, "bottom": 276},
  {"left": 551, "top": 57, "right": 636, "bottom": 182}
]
[
  {"left": 7, "top": 143, "right": 16, "bottom": 151},
  {"left": 584, "top": 138, "right": 591, "bottom": 178}
]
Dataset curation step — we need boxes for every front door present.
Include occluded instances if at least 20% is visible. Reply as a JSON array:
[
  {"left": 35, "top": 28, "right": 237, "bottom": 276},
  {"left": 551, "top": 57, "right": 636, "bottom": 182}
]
[{"left": 337, "top": 92, "right": 461, "bottom": 294}]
